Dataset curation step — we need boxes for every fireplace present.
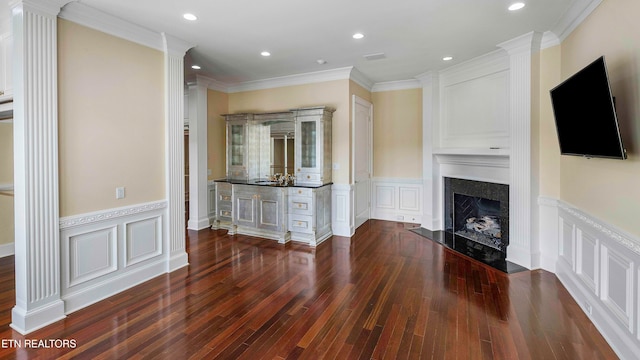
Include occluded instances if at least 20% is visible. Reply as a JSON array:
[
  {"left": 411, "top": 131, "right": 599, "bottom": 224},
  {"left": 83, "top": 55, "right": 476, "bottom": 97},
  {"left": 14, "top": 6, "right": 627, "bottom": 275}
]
[{"left": 444, "top": 177, "right": 509, "bottom": 254}]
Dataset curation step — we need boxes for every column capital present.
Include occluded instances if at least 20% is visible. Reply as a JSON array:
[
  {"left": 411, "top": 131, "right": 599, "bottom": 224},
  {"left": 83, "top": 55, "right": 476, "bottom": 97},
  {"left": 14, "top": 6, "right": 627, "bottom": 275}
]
[{"left": 10, "top": 0, "right": 72, "bottom": 17}]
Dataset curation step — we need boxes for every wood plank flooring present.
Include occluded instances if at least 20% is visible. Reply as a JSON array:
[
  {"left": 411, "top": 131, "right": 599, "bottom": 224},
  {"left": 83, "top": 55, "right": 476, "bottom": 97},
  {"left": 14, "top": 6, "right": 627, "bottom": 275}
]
[{"left": 0, "top": 220, "right": 618, "bottom": 359}]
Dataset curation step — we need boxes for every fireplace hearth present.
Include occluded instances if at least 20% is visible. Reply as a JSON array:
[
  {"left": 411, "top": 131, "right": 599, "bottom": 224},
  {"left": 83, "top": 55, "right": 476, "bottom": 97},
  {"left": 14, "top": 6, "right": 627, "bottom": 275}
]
[{"left": 410, "top": 177, "right": 525, "bottom": 273}]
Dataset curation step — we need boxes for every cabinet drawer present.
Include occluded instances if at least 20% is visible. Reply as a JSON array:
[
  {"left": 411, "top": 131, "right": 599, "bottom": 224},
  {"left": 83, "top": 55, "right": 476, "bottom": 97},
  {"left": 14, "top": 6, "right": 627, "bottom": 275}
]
[
  {"left": 218, "top": 208, "right": 232, "bottom": 220},
  {"left": 289, "top": 215, "right": 314, "bottom": 234},
  {"left": 288, "top": 187, "right": 313, "bottom": 197},
  {"left": 218, "top": 193, "right": 232, "bottom": 203},
  {"left": 296, "top": 172, "right": 321, "bottom": 183},
  {"left": 289, "top": 197, "right": 313, "bottom": 216}
]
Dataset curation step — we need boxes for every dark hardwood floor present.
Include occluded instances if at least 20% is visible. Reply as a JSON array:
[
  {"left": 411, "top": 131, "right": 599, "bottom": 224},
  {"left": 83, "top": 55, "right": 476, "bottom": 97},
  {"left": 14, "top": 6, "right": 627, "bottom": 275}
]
[{"left": 0, "top": 220, "right": 617, "bottom": 359}]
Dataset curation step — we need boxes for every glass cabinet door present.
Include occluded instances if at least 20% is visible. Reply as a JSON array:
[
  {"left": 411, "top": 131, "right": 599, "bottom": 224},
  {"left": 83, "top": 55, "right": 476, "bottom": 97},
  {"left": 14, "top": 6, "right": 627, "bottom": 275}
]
[
  {"left": 300, "top": 120, "right": 316, "bottom": 168},
  {"left": 230, "top": 124, "right": 244, "bottom": 166}
]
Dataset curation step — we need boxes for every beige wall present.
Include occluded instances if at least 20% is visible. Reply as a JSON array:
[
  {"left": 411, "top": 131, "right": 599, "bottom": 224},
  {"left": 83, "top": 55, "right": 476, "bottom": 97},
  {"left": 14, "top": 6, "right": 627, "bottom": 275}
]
[
  {"left": 0, "top": 122, "right": 13, "bottom": 245},
  {"left": 371, "top": 88, "right": 423, "bottom": 178},
  {"left": 553, "top": 0, "right": 640, "bottom": 236},
  {"left": 207, "top": 89, "right": 228, "bottom": 180},
  {"left": 58, "top": 19, "right": 165, "bottom": 216},
  {"left": 228, "top": 80, "right": 351, "bottom": 184}
]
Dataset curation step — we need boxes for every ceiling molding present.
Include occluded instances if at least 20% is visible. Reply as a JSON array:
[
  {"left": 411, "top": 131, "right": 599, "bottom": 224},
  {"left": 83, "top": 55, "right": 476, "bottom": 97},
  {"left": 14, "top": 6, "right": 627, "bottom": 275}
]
[
  {"left": 348, "top": 67, "right": 374, "bottom": 91},
  {"left": 551, "top": 0, "right": 603, "bottom": 42},
  {"left": 58, "top": 1, "right": 164, "bottom": 51},
  {"left": 226, "top": 66, "right": 354, "bottom": 93},
  {"left": 371, "top": 79, "right": 421, "bottom": 92},
  {"left": 541, "top": 31, "right": 561, "bottom": 50}
]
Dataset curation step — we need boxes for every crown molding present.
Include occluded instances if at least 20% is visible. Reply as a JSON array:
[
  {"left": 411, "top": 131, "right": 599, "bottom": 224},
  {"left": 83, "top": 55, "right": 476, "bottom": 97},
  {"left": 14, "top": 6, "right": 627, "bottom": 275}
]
[
  {"left": 187, "top": 74, "right": 229, "bottom": 93},
  {"left": 497, "top": 31, "right": 543, "bottom": 55},
  {"left": 540, "top": 31, "right": 561, "bottom": 50},
  {"left": 162, "top": 32, "right": 193, "bottom": 57},
  {"left": 349, "top": 67, "right": 374, "bottom": 91},
  {"left": 551, "top": 0, "right": 603, "bottom": 42},
  {"left": 371, "top": 79, "right": 421, "bottom": 92},
  {"left": 226, "top": 66, "right": 354, "bottom": 93},
  {"left": 58, "top": 1, "right": 164, "bottom": 51}
]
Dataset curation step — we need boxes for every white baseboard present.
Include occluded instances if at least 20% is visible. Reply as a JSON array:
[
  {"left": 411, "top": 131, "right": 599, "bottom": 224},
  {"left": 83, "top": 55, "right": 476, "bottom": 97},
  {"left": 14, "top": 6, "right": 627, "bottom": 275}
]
[{"left": 0, "top": 242, "right": 14, "bottom": 257}]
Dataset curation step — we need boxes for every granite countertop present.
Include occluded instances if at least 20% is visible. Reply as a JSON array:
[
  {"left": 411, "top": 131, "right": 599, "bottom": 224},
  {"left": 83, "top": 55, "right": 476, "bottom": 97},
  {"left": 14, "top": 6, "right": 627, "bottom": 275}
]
[{"left": 213, "top": 178, "right": 332, "bottom": 189}]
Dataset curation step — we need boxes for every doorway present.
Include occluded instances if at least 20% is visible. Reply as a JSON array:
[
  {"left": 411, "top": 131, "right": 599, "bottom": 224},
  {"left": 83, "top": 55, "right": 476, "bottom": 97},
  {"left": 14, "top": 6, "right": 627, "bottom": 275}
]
[{"left": 352, "top": 95, "right": 373, "bottom": 230}]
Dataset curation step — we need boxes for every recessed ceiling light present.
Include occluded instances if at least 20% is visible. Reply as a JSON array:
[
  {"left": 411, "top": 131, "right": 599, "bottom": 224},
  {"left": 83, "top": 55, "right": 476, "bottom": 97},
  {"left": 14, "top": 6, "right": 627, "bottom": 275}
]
[
  {"left": 261, "top": 51, "right": 271, "bottom": 57},
  {"left": 443, "top": 56, "right": 453, "bottom": 61},
  {"left": 191, "top": 65, "right": 201, "bottom": 70},
  {"left": 508, "top": 2, "right": 525, "bottom": 11},
  {"left": 316, "top": 59, "right": 327, "bottom": 65},
  {"left": 183, "top": 13, "right": 197, "bottom": 21},
  {"left": 352, "top": 33, "right": 365, "bottom": 39}
]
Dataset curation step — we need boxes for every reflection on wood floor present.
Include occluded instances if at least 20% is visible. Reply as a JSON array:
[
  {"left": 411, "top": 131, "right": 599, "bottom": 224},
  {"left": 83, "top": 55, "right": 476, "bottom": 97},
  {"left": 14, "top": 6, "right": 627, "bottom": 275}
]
[{"left": 0, "top": 220, "right": 617, "bottom": 359}]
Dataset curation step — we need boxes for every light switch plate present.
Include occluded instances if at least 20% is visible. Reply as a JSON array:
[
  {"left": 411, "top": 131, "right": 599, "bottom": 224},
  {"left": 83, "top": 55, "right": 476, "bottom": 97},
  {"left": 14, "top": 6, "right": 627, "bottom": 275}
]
[{"left": 116, "top": 187, "right": 125, "bottom": 199}]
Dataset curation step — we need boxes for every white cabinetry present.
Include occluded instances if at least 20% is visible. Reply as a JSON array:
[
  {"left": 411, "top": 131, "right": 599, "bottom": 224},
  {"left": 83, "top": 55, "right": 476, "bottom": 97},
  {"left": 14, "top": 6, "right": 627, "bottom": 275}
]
[
  {"left": 293, "top": 107, "right": 334, "bottom": 186},
  {"left": 225, "top": 114, "right": 270, "bottom": 181},
  {"left": 211, "top": 182, "right": 233, "bottom": 232},
  {"left": 288, "top": 185, "right": 332, "bottom": 246},
  {"left": 233, "top": 184, "right": 289, "bottom": 243}
]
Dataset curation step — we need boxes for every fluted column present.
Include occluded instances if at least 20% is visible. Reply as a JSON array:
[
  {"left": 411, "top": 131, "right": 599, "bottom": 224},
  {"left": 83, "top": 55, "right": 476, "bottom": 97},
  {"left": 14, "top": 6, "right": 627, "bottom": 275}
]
[
  {"left": 162, "top": 33, "right": 192, "bottom": 271},
  {"left": 415, "top": 71, "right": 440, "bottom": 230},
  {"left": 187, "top": 76, "right": 211, "bottom": 230},
  {"left": 498, "top": 31, "right": 542, "bottom": 269},
  {"left": 11, "top": 0, "right": 71, "bottom": 334}
]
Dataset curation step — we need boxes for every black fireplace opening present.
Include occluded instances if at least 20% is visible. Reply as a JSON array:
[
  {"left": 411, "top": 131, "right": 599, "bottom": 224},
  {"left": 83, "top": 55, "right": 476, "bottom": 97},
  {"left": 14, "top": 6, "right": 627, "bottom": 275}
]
[{"left": 453, "top": 193, "right": 505, "bottom": 252}]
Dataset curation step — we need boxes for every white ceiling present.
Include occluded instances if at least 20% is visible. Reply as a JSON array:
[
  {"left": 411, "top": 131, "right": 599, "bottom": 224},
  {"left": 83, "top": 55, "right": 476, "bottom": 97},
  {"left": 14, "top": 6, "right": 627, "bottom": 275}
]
[{"left": 5, "top": 0, "right": 591, "bottom": 86}]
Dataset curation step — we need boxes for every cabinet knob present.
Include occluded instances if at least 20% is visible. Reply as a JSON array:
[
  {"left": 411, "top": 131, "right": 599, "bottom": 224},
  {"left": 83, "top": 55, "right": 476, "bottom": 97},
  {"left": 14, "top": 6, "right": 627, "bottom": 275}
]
[
  {"left": 307, "top": 175, "right": 310, "bottom": 179},
  {"left": 298, "top": 190, "right": 302, "bottom": 194}
]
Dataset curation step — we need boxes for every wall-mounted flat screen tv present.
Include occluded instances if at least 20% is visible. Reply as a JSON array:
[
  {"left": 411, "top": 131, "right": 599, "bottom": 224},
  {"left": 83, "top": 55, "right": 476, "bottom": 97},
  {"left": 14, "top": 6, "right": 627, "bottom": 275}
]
[{"left": 550, "top": 56, "right": 627, "bottom": 160}]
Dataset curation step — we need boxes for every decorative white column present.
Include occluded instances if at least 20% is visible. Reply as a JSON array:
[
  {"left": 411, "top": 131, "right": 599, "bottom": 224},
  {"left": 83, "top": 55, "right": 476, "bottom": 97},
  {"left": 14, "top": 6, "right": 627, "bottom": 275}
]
[
  {"left": 187, "top": 76, "right": 211, "bottom": 230},
  {"left": 162, "top": 33, "right": 192, "bottom": 271},
  {"left": 415, "top": 71, "right": 440, "bottom": 230},
  {"left": 498, "top": 31, "right": 542, "bottom": 269},
  {"left": 11, "top": 0, "right": 71, "bottom": 334}
]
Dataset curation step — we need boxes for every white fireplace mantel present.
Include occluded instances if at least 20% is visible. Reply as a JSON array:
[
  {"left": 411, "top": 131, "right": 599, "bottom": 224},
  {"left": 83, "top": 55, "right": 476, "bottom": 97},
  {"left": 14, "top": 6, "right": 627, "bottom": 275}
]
[{"left": 420, "top": 31, "right": 542, "bottom": 270}]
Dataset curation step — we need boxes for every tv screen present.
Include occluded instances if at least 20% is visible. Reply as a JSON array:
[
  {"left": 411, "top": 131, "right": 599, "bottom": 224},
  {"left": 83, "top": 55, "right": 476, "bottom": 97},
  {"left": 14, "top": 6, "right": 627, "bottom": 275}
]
[{"left": 550, "top": 56, "right": 627, "bottom": 160}]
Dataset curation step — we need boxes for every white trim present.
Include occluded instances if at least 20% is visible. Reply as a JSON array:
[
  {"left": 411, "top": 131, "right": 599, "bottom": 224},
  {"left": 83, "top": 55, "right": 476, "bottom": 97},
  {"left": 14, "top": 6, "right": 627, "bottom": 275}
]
[
  {"left": 551, "top": 0, "right": 603, "bottom": 43},
  {"left": 372, "top": 79, "right": 421, "bottom": 92},
  {"left": 58, "top": 2, "right": 164, "bottom": 51},
  {"left": 59, "top": 201, "right": 167, "bottom": 229},
  {"left": 371, "top": 178, "right": 423, "bottom": 224},
  {"left": 0, "top": 243, "right": 14, "bottom": 257},
  {"left": 349, "top": 67, "right": 375, "bottom": 91},
  {"left": 227, "top": 67, "right": 354, "bottom": 93},
  {"left": 551, "top": 198, "right": 640, "bottom": 360},
  {"left": 331, "top": 183, "right": 354, "bottom": 237}
]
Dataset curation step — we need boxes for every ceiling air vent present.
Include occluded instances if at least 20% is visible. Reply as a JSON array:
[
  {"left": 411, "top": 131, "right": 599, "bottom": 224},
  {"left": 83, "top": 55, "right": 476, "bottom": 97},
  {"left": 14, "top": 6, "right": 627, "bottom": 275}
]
[{"left": 363, "top": 52, "right": 386, "bottom": 61}]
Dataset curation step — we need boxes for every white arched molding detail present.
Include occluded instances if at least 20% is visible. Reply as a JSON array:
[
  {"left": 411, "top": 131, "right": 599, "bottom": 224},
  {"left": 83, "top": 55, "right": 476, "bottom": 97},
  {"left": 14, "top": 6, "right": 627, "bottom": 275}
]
[
  {"left": 497, "top": 31, "right": 542, "bottom": 269},
  {"left": 187, "top": 75, "right": 213, "bottom": 231},
  {"left": 162, "top": 33, "right": 193, "bottom": 272},
  {"left": 11, "top": 0, "right": 73, "bottom": 334},
  {"left": 415, "top": 71, "right": 440, "bottom": 231}
]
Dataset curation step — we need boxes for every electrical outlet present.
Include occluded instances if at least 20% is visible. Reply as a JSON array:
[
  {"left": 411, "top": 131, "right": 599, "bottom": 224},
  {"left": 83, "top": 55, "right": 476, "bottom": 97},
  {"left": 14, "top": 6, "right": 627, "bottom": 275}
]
[
  {"left": 584, "top": 302, "right": 592, "bottom": 315},
  {"left": 116, "top": 187, "right": 125, "bottom": 199}
]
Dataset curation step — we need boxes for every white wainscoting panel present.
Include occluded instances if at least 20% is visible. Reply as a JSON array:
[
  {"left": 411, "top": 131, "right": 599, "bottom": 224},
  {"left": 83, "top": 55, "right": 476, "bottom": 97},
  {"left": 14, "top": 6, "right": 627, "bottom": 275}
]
[
  {"left": 551, "top": 199, "right": 640, "bottom": 360},
  {"left": 60, "top": 201, "right": 168, "bottom": 314},
  {"left": 67, "top": 226, "right": 117, "bottom": 288},
  {"left": 125, "top": 216, "right": 162, "bottom": 267},
  {"left": 332, "top": 184, "right": 354, "bottom": 237},
  {"left": 372, "top": 178, "right": 422, "bottom": 224},
  {"left": 439, "top": 50, "right": 510, "bottom": 149}
]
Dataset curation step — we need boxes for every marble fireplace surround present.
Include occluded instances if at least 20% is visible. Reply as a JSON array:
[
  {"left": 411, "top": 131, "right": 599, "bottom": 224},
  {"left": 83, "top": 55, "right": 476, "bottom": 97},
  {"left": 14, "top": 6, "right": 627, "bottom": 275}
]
[{"left": 444, "top": 177, "right": 509, "bottom": 252}]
